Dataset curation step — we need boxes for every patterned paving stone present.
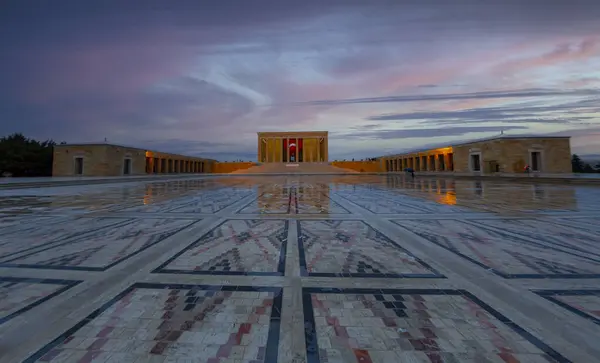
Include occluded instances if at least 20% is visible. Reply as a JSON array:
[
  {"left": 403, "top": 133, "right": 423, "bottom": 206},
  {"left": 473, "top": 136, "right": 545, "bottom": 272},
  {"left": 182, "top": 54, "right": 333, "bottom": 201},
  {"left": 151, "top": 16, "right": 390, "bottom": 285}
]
[
  {"left": 334, "top": 192, "right": 430, "bottom": 214},
  {"left": 355, "top": 189, "right": 471, "bottom": 214},
  {"left": 553, "top": 217, "right": 600, "bottom": 233},
  {"left": 238, "top": 190, "right": 292, "bottom": 214},
  {"left": 0, "top": 217, "right": 132, "bottom": 260},
  {"left": 0, "top": 218, "right": 199, "bottom": 271},
  {"left": 118, "top": 197, "right": 199, "bottom": 213},
  {"left": 471, "top": 218, "right": 600, "bottom": 259},
  {"left": 298, "top": 220, "right": 443, "bottom": 278},
  {"left": 167, "top": 190, "right": 252, "bottom": 213},
  {"left": 0, "top": 194, "right": 137, "bottom": 214},
  {"left": 0, "top": 277, "right": 81, "bottom": 325},
  {"left": 239, "top": 187, "right": 350, "bottom": 215},
  {"left": 294, "top": 188, "right": 350, "bottom": 214},
  {"left": 534, "top": 290, "right": 600, "bottom": 325},
  {"left": 303, "top": 288, "right": 569, "bottom": 363},
  {"left": 394, "top": 219, "right": 600, "bottom": 278},
  {"left": 0, "top": 214, "right": 59, "bottom": 233},
  {"left": 155, "top": 220, "right": 288, "bottom": 276},
  {"left": 23, "top": 283, "right": 283, "bottom": 363}
]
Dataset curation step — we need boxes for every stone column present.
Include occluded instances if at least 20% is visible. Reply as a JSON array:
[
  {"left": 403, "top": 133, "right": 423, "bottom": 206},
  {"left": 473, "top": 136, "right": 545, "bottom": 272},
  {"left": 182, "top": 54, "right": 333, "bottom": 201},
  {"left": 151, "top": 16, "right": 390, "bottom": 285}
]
[
  {"left": 317, "top": 139, "right": 321, "bottom": 162},
  {"left": 257, "top": 135, "right": 261, "bottom": 163},
  {"left": 286, "top": 138, "right": 290, "bottom": 163},
  {"left": 265, "top": 138, "right": 270, "bottom": 163}
]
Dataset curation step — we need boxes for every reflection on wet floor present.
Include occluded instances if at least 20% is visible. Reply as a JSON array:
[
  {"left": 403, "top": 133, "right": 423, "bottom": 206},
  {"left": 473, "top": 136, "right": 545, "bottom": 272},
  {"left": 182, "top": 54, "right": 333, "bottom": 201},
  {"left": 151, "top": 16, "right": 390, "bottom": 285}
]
[
  {"left": 1, "top": 175, "right": 600, "bottom": 362},
  {"left": 0, "top": 175, "right": 593, "bottom": 215}
]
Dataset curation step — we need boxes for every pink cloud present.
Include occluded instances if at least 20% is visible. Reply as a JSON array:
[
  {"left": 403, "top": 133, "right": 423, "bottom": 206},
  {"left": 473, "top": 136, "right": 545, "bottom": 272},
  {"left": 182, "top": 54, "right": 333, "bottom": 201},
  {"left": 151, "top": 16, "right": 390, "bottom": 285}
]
[{"left": 492, "top": 37, "right": 600, "bottom": 76}]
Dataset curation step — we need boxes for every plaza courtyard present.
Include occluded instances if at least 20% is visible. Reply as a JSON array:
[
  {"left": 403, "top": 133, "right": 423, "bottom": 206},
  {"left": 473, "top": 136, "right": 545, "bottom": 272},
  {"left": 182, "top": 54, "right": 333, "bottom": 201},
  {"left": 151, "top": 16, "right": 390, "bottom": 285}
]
[{"left": 0, "top": 175, "right": 599, "bottom": 363}]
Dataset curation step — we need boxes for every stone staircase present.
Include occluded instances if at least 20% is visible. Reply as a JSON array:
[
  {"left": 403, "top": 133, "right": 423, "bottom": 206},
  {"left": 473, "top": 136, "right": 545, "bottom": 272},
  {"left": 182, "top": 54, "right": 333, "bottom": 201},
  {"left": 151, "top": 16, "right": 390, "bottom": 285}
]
[{"left": 229, "top": 162, "right": 358, "bottom": 174}]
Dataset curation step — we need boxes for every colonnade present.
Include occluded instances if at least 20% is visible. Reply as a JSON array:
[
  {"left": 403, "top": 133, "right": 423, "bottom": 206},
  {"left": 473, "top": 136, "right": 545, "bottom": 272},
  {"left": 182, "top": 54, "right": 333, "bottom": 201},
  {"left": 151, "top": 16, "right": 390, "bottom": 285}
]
[
  {"left": 259, "top": 137, "right": 327, "bottom": 163},
  {"left": 145, "top": 157, "right": 207, "bottom": 174},
  {"left": 384, "top": 152, "right": 454, "bottom": 172}
]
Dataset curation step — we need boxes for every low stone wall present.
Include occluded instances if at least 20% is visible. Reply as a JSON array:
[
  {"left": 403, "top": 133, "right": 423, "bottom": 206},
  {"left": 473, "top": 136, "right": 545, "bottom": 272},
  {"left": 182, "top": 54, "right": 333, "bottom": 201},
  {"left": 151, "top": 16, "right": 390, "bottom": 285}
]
[
  {"left": 331, "top": 161, "right": 382, "bottom": 173},
  {"left": 211, "top": 162, "right": 255, "bottom": 173}
]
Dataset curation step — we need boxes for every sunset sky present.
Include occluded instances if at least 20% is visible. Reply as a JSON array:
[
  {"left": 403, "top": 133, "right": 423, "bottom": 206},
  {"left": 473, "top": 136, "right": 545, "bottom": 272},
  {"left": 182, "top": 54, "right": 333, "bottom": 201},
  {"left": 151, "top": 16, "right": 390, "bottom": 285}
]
[{"left": 1, "top": 0, "right": 600, "bottom": 160}]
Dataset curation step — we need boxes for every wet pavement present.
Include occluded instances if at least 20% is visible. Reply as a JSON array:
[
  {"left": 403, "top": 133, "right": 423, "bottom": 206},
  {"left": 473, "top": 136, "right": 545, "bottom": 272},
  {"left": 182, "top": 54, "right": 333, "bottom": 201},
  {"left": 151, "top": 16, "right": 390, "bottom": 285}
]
[{"left": 0, "top": 175, "right": 599, "bottom": 362}]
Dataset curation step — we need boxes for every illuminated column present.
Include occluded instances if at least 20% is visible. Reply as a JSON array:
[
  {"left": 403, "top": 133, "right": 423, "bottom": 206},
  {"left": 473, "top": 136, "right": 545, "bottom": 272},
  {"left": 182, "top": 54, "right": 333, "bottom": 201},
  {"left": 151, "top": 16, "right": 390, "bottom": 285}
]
[{"left": 317, "top": 139, "right": 321, "bottom": 162}]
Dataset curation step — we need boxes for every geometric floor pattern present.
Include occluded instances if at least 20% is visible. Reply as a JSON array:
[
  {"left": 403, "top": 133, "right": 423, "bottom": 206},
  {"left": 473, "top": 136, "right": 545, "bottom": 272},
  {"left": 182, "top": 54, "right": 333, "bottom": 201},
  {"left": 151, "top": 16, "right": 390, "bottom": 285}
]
[
  {"left": 24, "top": 283, "right": 282, "bottom": 363},
  {"left": 533, "top": 290, "right": 600, "bottom": 325},
  {"left": 0, "top": 175, "right": 599, "bottom": 362},
  {"left": 154, "top": 219, "right": 289, "bottom": 276},
  {"left": 393, "top": 219, "right": 600, "bottom": 279},
  {"left": 303, "top": 288, "right": 568, "bottom": 363},
  {"left": 0, "top": 218, "right": 200, "bottom": 271},
  {"left": 298, "top": 220, "right": 442, "bottom": 278},
  {"left": 0, "top": 277, "right": 81, "bottom": 325}
]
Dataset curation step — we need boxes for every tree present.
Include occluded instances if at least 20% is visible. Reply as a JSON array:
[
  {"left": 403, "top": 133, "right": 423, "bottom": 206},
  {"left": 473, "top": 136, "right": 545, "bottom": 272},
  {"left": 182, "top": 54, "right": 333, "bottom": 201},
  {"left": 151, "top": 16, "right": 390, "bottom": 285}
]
[
  {"left": 0, "top": 133, "right": 57, "bottom": 177},
  {"left": 583, "top": 163, "right": 595, "bottom": 173},
  {"left": 572, "top": 154, "right": 585, "bottom": 173}
]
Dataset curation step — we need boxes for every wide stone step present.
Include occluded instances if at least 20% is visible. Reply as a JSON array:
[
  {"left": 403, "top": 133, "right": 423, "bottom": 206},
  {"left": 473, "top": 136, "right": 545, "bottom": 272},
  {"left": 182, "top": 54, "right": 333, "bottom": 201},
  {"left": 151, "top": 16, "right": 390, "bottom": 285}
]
[{"left": 229, "top": 162, "right": 358, "bottom": 174}]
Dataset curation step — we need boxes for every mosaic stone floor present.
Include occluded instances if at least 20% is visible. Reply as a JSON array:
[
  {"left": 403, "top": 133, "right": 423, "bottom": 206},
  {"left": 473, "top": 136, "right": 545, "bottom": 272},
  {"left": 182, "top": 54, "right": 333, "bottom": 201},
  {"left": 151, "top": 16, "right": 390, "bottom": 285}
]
[{"left": 0, "top": 175, "right": 599, "bottom": 362}]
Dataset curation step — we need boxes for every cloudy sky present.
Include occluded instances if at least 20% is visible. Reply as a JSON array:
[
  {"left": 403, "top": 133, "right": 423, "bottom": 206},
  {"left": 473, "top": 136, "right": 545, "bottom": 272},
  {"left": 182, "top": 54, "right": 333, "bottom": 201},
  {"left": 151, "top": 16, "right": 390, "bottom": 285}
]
[{"left": 1, "top": 0, "right": 600, "bottom": 160}]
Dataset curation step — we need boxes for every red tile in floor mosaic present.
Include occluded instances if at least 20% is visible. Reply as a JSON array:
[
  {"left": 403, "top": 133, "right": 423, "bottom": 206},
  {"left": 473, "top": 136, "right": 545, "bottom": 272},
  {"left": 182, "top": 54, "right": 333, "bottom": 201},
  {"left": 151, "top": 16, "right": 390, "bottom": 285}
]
[
  {"left": 303, "top": 288, "right": 568, "bottom": 363},
  {"left": 23, "top": 283, "right": 282, "bottom": 363}
]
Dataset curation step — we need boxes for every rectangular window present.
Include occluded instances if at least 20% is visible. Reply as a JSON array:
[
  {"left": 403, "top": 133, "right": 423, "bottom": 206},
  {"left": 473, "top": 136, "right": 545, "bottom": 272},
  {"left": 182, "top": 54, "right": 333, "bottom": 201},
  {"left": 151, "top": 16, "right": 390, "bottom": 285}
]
[
  {"left": 471, "top": 154, "right": 481, "bottom": 172},
  {"left": 123, "top": 158, "right": 132, "bottom": 175},
  {"left": 531, "top": 152, "right": 541, "bottom": 171},
  {"left": 74, "top": 157, "right": 83, "bottom": 175}
]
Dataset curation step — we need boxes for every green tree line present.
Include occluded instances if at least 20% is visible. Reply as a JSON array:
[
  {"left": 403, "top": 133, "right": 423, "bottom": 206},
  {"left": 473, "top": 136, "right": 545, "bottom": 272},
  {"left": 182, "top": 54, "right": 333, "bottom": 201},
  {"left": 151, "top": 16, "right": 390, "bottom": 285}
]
[
  {"left": 0, "top": 133, "right": 62, "bottom": 177},
  {"left": 571, "top": 154, "right": 600, "bottom": 173}
]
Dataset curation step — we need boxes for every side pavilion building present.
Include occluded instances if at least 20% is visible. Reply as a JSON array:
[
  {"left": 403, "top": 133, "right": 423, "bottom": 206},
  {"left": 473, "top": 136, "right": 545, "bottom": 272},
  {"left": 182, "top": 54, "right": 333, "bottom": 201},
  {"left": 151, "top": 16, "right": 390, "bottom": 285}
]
[{"left": 378, "top": 135, "right": 572, "bottom": 174}]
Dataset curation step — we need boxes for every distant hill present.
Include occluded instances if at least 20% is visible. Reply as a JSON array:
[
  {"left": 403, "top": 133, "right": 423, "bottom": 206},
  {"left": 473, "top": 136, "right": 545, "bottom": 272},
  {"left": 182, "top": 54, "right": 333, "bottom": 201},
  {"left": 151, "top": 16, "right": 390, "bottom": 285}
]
[{"left": 581, "top": 154, "right": 600, "bottom": 163}]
